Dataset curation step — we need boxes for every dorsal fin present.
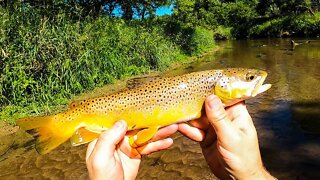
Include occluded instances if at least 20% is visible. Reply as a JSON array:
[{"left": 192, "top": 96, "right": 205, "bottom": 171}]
[{"left": 126, "top": 75, "right": 161, "bottom": 89}]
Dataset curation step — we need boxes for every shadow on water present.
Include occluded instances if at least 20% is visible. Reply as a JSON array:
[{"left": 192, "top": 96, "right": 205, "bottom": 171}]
[
  {"left": 291, "top": 101, "right": 320, "bottom": 135},
  {"left": 253, "top": 100, "right": 320, "bottom": 179}
]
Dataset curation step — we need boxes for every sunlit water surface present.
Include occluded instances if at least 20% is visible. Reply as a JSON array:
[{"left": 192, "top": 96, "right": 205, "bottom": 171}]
[{"left": 1, "top": 39, "right": 319, "bottom": 179}]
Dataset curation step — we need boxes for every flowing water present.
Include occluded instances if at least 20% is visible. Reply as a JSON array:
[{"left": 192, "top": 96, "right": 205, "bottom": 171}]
[{"left": 0, "top": 39, "right": 319, "bottom": 179}]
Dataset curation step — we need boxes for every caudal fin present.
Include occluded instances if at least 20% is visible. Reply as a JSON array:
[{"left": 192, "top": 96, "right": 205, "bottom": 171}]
[{"left": 17, "top": 115, "right": 71, "bottom": 155}]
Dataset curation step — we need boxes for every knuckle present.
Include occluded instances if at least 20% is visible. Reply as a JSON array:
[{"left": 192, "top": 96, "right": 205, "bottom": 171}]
[{"left": 211, "top": 111, "right": 228, "bottom": 122}]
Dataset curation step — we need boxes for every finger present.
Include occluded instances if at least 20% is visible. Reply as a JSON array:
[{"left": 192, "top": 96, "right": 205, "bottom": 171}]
[
  {"left": 200, "top": 125, "right": 217, "bottom": 148},
  {"left": 150, "top": 124, "right": 178, "bottom": 142},
  {"left": 137, "top": 138, "right": 173, "bottom": 155},
  {"left": 205, "top": 95, "right": 238, "bottom": 141},
  {"left": 226, "top": 101, "right": 250, "bottom": 121},
  {"left": 118, "top": 136, "right": 142, "bottom": 158},
  {"left": 188, "top": 117, "right": 210, "bottom": 130},
  {"left": 86, "top": 139, "right": 98, "bottom": 161},
  {"left": 178, "top": 122, "right": 205, "bottom": 142},
  {"left": 92, "top": 120, "right": 128, "bottom": 160},
  {"left": 226, "top": 102, "right": 256, "bottom": 135}
]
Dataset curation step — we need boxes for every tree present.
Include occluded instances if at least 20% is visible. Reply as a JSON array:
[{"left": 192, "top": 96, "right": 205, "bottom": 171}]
[
  {"left": 117, "top": 0, "right": 171, "bottom": 20},
  {"left": 256, "top": 0, "right": 315, "bottom": 17},
  {"left": 0, "top": 0, "right": 172, "bottom": 20}
]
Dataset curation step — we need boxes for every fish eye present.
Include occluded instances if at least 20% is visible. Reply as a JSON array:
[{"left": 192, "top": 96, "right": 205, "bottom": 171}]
[{"left": 245, "top": 74, "right": 256, "bottom": 81}]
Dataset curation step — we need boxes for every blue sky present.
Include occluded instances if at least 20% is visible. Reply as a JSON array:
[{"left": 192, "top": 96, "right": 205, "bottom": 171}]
[
  {"left": 110, "top": 4, "right": 173, "bottom": 18},
  {"left": 156, "top": 5, "right": 174, "bottom": 16}
]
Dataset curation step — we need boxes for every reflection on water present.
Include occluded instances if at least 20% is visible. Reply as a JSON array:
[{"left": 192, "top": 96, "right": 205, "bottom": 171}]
[{"left": 1, "top": 38, "right": 320, "bottom": 179}]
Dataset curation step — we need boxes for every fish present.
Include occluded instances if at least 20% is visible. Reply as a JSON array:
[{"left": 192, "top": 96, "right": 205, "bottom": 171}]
[{"left": 16, "top": 68, "right": 272, "bottom": 154}]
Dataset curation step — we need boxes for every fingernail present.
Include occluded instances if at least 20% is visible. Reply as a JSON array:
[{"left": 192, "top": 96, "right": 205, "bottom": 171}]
[
  {"left": 207, "top": 95, "right": 222, "bottom": 111},
  {"left": 114, "top": 120, "right": 125, "bottom": 130}
]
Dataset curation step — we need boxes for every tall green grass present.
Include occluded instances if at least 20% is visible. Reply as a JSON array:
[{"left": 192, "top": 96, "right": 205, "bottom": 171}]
[{"left": 0, "top": 8, "right": 215, "bottom": 124}]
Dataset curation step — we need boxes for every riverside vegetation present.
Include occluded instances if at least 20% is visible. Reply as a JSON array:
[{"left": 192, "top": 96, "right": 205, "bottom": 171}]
[
  {"left": 1, "top": 0, "right": 319, "bottom": 124},
  {"left": 0, "top": 3, "right": 214, "bottom": 123},
  {"left": 174, "top": 0, "right": 320, "bottom": 38}
]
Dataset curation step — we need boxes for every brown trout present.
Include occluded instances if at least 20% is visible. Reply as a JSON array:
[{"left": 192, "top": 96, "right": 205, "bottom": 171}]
[{"left": 17, "top": 68, "right": 271, "bottom": 154}]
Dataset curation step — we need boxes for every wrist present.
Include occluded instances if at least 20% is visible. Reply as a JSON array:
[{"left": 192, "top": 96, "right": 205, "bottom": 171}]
[{"left": 242, "top": 167, "right": 275, "bottom": 180}]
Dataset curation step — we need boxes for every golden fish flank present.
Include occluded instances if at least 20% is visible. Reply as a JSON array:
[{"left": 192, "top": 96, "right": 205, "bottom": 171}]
[{"left": 17, "top": 68, "right": 271, "bottom": 154}]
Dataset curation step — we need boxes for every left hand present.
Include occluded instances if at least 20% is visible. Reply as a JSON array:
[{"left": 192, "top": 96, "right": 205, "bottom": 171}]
[{"left": 86, "top": 120, "right": 178, "bottom": 180}]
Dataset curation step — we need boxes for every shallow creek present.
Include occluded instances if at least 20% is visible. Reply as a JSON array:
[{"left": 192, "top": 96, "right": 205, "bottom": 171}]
[{"left": 1, "top": 38, "right": 320, "bottom": 179}]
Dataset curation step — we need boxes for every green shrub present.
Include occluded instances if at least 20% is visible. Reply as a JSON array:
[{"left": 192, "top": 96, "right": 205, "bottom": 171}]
[
  {"left": 188, "top": 27, "right": 215, "bottom": 56},
  {"left": 0, "top": 8, "right": 185, "bottom": 123},
  {"left": 0, "top": 6, "right": 215, "bottom": 123},
  {"left": 292, "top": 12, "right": 320, "bottom": 36},
  {"left": 249, "top": 17, "right": 289, "bottom": 37},
  {"left": 249, "top": 12, "right": 320, "bottom": 37},
  {"left": 210, "top": 2, "right": 257, "bottom": 38},
  {"left": 213, "top": 26, "right": 233, "bottom": 40}
]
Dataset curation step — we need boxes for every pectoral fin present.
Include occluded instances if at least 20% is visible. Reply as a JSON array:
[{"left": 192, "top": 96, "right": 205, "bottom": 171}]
[
  {"left": 70, "top": 128, "right": 100, "bottom": 146},
  {"left": 129, "top": 127, "right": 159, "bottom": 147}
]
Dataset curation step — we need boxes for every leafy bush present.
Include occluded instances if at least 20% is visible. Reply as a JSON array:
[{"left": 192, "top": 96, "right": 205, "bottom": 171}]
[
  {"left": 213, "top": 26, "right": 233, "bottom": 40},
  {"left": 249, "top": 17, "right": 289, "bottom": 37},
  {"left": 188, "top": 27, "right": 215, "bottom": 56},
  {"left": 249, "top": 12, "right": 320, "bottom": 37},
  {"left": 292, "top": 12, "right": 320, "bottom": 36},
  {"left": 209, "top": 2, "right": 257, "bottom": 38},
  {"left": 0, "top": 6, "right": 215, "bottom": 123},
  {"left": 0, "top": 8, "right": 184, "bottom": 122}
]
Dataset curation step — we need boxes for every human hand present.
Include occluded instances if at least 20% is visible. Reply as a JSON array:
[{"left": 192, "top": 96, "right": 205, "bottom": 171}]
[
  {"left": 86, "top": 120, "right": 178, "bottom": 180},
  {"left": 179, "top": 95, "right": 275, "bottom": 180}
]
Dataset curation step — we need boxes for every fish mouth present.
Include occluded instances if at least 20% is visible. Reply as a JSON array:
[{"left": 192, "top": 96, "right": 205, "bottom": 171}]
[{"left": 251, "top": 74, "right": 272, "bottom": 97}]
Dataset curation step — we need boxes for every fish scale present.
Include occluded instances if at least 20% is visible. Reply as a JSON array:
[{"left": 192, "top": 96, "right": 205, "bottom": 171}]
[
  {"left": 68, "top": 70, "right": 222, "bottom": 119},
  {"left": 17, "top": 68, "right": 271, "bottom": 154}
]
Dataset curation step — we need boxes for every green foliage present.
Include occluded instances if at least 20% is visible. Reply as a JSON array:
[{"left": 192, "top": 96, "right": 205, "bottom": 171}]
[
  {"left": 213, "top": 26, "right": 233, "bottom": 40},
  {"left": 172, "top": 0, "right": 198, "bottom": 28},
  {"left": 249, "top": 17, "right": 289, "bottom": 37},
  {"left": 292, "top": 12, "right": 320, "bottom": 36},
  {"left": 218, "top": 2, "right": 257, "bottom": 38},
  {"left": 249, "top": 12, "right": 320, "bottom": 37},
  {"left": 173, "top": 0, "right": 258, "bottom": 38},
  {"left": 1, "top": 0, "right": 172, "bottom": 20},
  {"left": 256, "top": 0, "right": 314, "bottom": 17},
  {"left": 0, "top": 5, "right": 215, "bottom": 123},
  {"left": 188, "top": 27, "right": 215, "bottom": 56},
  {"left": 173, "top": 0, "right": 319, "bottom": 38}
]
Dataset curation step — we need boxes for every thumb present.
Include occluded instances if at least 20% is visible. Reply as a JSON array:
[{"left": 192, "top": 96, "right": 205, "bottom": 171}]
[
  {"left": 93, "top": 120, "right": 128, "bottom": 159},
  {"left": 205, "top": 95, "right": 237, "bottom": 142}
]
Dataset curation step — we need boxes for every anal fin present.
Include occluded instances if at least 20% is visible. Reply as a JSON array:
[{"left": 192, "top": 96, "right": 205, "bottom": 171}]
[{"left": 70, "top": 128, "right": 100, "bottom": 146}]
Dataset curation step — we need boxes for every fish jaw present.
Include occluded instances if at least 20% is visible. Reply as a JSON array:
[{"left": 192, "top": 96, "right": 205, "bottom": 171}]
[{"left": 251, "top": 72, "right": 272, "bottom": 97}]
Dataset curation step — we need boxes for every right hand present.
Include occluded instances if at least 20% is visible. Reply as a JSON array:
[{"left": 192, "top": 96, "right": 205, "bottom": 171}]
[{"left": 178, "top": 95, "right": 275, "bottom": 180}]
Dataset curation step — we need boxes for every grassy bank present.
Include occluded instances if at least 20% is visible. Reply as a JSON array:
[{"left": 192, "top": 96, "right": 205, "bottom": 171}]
[{"left": 0, "top": 8, "right": 215, "bottom": 124}]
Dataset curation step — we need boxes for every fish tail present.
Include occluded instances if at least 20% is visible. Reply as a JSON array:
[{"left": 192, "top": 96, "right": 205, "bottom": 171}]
[{"left": 17, "top": 115, "right": 71, "bottom": 155}]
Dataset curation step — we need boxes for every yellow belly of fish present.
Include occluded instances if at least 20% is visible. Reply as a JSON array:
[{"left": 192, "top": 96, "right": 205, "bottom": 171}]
[{"left": 72, "top": 99, "right": 204, "bottom": 147}]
